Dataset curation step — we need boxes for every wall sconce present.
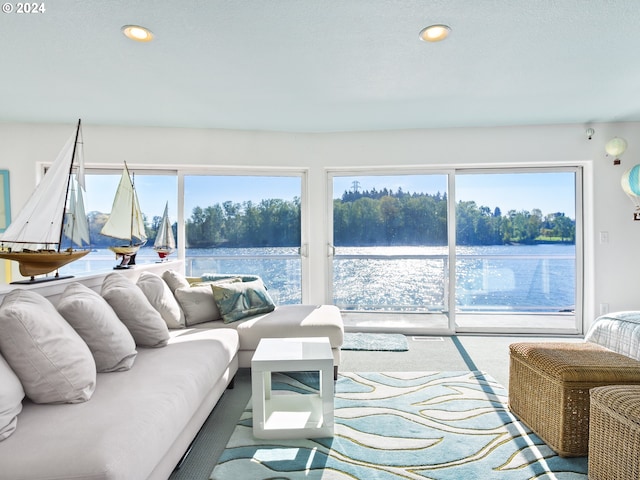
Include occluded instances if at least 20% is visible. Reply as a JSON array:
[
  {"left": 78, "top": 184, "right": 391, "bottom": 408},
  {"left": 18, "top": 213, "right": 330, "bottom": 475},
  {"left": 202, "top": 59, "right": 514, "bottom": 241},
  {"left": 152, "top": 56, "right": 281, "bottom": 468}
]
[
  {"left": 586, "top": 128, "right": 595, "bottom": 140},
  {"left": 605, "top": 137, "right": 628, "bottom": 165}
]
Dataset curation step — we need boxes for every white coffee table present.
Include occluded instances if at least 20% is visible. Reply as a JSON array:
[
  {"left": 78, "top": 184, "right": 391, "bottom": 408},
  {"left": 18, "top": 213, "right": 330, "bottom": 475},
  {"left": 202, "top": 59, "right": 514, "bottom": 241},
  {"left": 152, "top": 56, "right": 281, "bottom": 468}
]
[{"left": 251, "top": 337, "right": 334, "bottom": 439}]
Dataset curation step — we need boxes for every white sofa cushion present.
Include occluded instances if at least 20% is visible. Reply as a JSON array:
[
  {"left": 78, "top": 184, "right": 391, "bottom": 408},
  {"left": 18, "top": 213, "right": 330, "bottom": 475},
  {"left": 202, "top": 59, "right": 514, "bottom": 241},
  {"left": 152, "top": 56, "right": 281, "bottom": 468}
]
[
  {"left": 0, "top": 289, "right": 96, "bottom": 404},
  {"left": 0, "top": 354, "right": 24, "bottom": 441},
  {"left": 162, "top": 269, "right": 190, "bottom": 293},
  {"left": 137, "top": 271, "right": 186, "bottom": 329},
  {"left": 101, "top": 273, "right": 170, "bottom": 348},
  {"left": 57, "top": 283, "right": 137, "bottom": 372},
  {"left": 174, "top": 278, "right": 242, "bottom": 326},
  {"left": 175, "top": 284, "right": 221, "bottom": 326},
  {"left": 234, "top": 304, "right": 343, "bottom": 349},
  {"left": 194, "top": 304, "right": 344, "bottom": 351}
]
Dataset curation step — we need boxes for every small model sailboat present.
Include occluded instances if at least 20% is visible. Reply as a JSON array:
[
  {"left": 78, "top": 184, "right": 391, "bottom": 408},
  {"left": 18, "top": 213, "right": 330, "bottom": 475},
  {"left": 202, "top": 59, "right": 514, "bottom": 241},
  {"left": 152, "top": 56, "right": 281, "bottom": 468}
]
[
  {"left": 0, "top": 119, "right": 91, "bottom": 282},
  {"left": 100, "top": 163, "right": 147, "bottom": 269},
  {"left": 153, "top": 202, "right": 175, "bottom": 261}
]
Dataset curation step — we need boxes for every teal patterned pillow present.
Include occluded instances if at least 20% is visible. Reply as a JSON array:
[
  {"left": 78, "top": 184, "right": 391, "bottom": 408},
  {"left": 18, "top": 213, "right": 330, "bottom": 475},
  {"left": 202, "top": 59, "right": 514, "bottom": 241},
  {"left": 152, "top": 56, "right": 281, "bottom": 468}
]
[{"left": 211, "top": 278, "right": 276, "bottom": 323}]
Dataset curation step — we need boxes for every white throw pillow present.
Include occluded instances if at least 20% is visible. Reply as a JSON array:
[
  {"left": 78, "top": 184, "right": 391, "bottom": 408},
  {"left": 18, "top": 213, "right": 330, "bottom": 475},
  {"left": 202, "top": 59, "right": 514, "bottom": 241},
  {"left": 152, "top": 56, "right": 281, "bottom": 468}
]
[
  {"left": 57, "top": 283, "right": 137, "bottom": 372},
  {"left": 101, "top": 273, "right": 170, "bottom": 348},
  {"left": 0, "top": 354, "right": 24, "bottom": 441},
  {"left": 162, "top": 269, "right": 190, "bottom": 293},
  {"left": 174, "top": 278, "right": 243, "bottom": 326},
  {"left": 137, "top": 272, "right": 185, "bottom": 329},
  {"left": 0, "top": 289, "right": 96, "bottom": 404},
  {"left": 174, "top": 284, "right": 221, "bottom": 325}
]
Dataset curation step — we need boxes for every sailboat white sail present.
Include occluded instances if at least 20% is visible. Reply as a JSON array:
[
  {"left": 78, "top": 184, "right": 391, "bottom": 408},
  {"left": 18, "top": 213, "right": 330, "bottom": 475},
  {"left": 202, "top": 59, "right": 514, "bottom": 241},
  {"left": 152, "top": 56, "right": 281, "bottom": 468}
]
[
  {"left": 153, "top": 202, "right": 175, "bottom": 260},
  {"left": 100, "top": 163, "right": 147, "bottom": 268},
  {"left": 63, "top": 175, "right": 90, "bottom": 248},
  {"left": 0, "top": 119, "right": 90, "bottom": 279}
]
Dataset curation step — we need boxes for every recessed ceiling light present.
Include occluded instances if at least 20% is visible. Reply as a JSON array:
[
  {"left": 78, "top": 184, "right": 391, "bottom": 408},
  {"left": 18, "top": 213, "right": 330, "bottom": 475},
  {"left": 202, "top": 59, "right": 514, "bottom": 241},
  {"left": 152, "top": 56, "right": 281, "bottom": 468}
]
[
  {"left": 419, "top": 24, "right": 451, "bottom": 43},
  {"left": 121, "top": 25, "right": 154, "bottom": 42}
]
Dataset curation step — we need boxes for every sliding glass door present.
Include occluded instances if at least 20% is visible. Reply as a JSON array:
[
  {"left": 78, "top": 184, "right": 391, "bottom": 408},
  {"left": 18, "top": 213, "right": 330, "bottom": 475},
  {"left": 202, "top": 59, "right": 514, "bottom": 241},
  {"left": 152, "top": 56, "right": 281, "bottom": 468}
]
[
  {"left": 329, "top": 167, "right": 583, "bottom": 334},
  {"left": 454, "top": 168, "right": 581, "bottom": 333}
]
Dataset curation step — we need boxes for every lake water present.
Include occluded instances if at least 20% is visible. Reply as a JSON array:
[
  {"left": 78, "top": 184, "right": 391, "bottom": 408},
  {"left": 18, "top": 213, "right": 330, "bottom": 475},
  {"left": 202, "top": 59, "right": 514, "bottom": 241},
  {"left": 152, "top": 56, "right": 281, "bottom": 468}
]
[{"left": 61, "top": 244, "right": 576, "bottom": 313}]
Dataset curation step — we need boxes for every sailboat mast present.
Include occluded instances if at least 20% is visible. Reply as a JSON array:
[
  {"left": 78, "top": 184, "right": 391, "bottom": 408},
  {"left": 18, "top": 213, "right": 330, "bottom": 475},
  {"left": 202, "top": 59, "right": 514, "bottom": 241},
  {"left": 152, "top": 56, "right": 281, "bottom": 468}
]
[
  {"left": 57, "top": 118, "right": 82, "bottom": 252},
  {"left": 124, "top": 161, "right": 135, "bottom": 247}
]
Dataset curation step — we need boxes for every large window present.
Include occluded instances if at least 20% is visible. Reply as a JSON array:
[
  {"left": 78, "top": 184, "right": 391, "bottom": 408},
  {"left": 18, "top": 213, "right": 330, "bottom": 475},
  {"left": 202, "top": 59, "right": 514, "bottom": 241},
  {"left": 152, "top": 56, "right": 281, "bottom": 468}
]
[
  {"left": 59, "top": 169, "right": 178, "bottom": 275},
  {"left": 54, "top": 164, "right": 582, "bottom": 334},
  {"left": 454, "top": 169, "right": 580, "bottom": 332},
  {"left": 329, "top": 167, "right": 582, "bottom": 334},
  {"left": 57, "top": 170, "right": 305, "bottom": 305},
  {"left": 183, "top": 174, "right": 303, "bottom": 304}
]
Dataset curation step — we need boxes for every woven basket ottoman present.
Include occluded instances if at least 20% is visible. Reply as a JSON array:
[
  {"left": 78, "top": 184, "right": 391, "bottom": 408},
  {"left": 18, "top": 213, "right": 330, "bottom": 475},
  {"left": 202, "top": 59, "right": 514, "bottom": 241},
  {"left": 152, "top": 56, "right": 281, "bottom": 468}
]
[
  {"left": 589, "top": 385, "right": 640, "bottom": 480},
  {"left": 508, "top": 342, "right": 640, "bottom": 457}
]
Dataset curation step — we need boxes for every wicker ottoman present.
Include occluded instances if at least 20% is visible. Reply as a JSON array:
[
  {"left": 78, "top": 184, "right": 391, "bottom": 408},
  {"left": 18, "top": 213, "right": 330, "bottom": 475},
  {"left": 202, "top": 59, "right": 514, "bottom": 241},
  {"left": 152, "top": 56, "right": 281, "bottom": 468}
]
[
  {"left": 589, "top": 385, "right": 640, "bottom": 480},
  {"left": 508, "top": 342, "right": 640, "bottom": 457}
]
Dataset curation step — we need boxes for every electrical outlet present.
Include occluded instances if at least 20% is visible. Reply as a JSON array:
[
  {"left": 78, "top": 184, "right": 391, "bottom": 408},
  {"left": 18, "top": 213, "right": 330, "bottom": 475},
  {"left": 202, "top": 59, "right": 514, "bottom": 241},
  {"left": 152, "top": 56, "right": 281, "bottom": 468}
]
[
  {"left": 600, "top": 303, "right": 609, "bottom": 315},
  {"left": 599, "top": 231, "right": 609, "bottom": 244}
]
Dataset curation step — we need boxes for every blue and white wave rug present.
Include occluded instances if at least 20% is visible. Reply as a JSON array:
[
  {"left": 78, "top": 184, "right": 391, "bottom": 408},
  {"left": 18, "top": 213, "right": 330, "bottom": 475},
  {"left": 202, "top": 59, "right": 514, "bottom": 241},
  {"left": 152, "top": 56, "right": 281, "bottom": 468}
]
[{"left": 211, "top": 371, "right": 587, "bottom": 479}]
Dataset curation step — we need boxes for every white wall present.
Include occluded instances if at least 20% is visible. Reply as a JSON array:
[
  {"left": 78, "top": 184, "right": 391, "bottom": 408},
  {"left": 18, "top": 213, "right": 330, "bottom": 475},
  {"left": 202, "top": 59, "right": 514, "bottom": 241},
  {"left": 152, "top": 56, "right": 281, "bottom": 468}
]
[{"left": 1, "top": 120, "right": 639, "bottom": 329}]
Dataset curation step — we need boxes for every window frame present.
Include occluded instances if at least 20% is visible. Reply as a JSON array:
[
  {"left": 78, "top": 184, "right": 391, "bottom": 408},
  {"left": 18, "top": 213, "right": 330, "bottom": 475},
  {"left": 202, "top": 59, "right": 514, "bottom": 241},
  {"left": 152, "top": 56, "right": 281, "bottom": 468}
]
[
  {"left": 55, "top": 165, "right": 310, "bottom": 303},
  {"left": 326, "top": 165, "right": 584, "bottom": 335},
  {"left": 453, "top": 165, "right": 583, "bottom": 334},
  {"left": 178, "top": 168, "right": 310, "bottom": 302}
]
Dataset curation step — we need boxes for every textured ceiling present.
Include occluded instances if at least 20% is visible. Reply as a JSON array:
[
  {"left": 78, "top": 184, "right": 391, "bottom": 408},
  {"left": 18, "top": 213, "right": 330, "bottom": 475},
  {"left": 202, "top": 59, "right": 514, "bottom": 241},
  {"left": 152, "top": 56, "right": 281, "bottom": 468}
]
[{"left": 1, "top": 0, "right": 640, "bottom": 132}]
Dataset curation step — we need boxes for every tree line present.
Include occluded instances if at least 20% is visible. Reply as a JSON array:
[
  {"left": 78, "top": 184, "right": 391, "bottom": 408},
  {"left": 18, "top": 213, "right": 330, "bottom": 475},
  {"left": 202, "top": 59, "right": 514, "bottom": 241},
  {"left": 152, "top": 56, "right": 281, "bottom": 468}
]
[
  {"left": 83, "top": 188, "right": 575, "bottom": 248},
  {"left": 185, "top": 199, "right": 301, "bottom": 247},
  {"left": 335, "top": 188, "right": 575, "bottom": 245}
]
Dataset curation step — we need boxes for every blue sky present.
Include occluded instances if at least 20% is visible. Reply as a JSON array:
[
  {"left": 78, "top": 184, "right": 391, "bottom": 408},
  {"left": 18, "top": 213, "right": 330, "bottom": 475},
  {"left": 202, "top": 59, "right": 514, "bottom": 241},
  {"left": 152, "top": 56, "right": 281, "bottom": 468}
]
[
  {"left": 85, "top": 171, "right": 576, "bottom": 221},
  {"left": 456, "top": 172, "right": 575, "bottom": 216},
  {"left": 184, "top": 176, "right": 300, "bottom": 215},
  {"left": 334, "top": 172, "right": 576, "bottom": 217},
  {"left": 85, "top": 174, "right": 178, "bottom": 221},
  {"left": 85, "top": 174, "right": 300, "bottom": 220}
]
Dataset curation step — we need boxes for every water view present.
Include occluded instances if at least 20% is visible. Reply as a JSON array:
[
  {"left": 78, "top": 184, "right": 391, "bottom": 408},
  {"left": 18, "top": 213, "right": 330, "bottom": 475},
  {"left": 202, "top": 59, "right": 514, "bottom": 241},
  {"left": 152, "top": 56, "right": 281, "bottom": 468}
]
[
  {"left": 59, "top": 170, "right": 578, "bottom": 315},
  {"left": 60, "top": 244, "right": 575, "bottom": 313}
]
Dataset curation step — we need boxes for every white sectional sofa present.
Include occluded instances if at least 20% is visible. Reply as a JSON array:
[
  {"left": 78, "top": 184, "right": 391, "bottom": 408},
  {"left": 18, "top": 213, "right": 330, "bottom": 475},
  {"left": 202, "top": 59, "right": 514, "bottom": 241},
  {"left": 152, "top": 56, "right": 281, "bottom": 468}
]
[
  {"left": 163, "top": 271, "right": 343, "bottom": 373},
  {"left": 0, "top": 261, "right": 343, "bottom": 480},
  {"left": 192, "top": 303, "right": 343, "bottom": 372}
]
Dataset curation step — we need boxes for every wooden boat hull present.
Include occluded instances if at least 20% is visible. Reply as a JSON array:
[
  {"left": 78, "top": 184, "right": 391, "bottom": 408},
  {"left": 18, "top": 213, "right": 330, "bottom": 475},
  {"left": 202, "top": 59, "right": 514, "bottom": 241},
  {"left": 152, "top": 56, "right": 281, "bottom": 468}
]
[
  {"left": 0, "top": 249, "right": 90, "bottom": 277},
  {"left": 108, "top": 245, "right": 141, "bottom": 257}
]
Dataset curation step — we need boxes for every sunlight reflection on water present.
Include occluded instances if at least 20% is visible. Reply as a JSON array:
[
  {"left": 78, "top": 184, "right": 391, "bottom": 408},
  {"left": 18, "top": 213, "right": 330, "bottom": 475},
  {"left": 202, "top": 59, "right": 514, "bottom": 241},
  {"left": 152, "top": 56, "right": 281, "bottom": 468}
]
[{"left": 60, "top": 245, "right": 575, "bottom": 312}]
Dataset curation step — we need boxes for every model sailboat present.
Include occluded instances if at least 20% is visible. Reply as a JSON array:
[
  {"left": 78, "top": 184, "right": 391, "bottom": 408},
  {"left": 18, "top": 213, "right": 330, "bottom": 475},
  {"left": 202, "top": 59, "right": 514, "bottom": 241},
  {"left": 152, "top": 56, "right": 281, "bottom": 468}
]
[
  {"left": 153, "top": 202, "right": 175, "bottom": 261},
  {"left": 100, "top": 163, "right": 147, "bottom": 268},
  {"left": 0, "top": 119, "right": 90, "bottom": 281}
]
